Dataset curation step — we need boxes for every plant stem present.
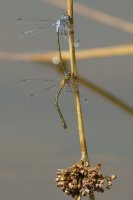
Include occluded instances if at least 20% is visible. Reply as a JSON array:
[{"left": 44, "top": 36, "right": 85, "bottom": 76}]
[
  {"left": 67, "top": 1, "right": 95, "bottom": 200},
  {"left": 67, "top": 0, "right": 88, "bottom": 162},
  {"left": 73, "top": 195, "right": 81, "bottom": 200},
  {"left": 67, "top": 0, "right": 89, "bottom": 162}
]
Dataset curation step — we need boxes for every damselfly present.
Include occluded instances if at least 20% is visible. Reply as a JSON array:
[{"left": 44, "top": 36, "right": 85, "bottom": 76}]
[
  {"left": 16, "top": 14, "right": 80, "bottom": 74},
  {"left": 21, "top": 71, "right": 79, "bottom": 129}
]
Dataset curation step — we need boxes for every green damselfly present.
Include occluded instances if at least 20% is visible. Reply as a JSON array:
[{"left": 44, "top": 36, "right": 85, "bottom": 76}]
[{"left": 21, "top": 71, "right": 80, "bottom": 129}]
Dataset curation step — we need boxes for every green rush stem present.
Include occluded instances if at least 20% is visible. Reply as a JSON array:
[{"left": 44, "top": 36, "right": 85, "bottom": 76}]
[{"left": 55, "top": 80, "right": 67, "bottom": 129}]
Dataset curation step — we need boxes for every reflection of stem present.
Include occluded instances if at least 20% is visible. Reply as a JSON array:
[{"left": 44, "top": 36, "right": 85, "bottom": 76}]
[
  {"left": 55, "top": 78, "right": 67, "bottom": 129},
  {"left": 67, "top": 1, "right": 95, "bottom": 200}
]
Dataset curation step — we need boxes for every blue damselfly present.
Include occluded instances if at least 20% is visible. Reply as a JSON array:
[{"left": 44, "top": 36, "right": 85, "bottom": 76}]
[{"left": 16, "top": 14, "right": 80, "bottom": 74}]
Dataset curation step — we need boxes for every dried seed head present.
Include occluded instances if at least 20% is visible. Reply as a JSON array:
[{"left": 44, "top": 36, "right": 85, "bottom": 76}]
[
  {"left": 108, "top": 181, "right": 112, "bottom": 186},
  {"left": 111, "top": 174, "right": 117, "bottom": 180},
  {"left": 96, "top": 162, "right": 102, "bottom": 170},
  {"left": 56, "top": 161, "right": 117, "bottom": 197},
  {"left": 65, "top": 189, "right": 70, "bottom": 195}
]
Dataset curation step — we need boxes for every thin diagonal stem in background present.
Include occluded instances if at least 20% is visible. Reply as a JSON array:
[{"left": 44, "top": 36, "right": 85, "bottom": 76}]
[
  {"left": 56, "top": 67, "right": 133, "bottom": 116},
  {"left": 78, "top": 75, "right": 133, "bottom": 115}
]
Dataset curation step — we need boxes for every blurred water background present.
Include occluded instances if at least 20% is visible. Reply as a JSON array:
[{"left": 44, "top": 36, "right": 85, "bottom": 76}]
[{"left": 0, "top": 0, "right": 133, "bottom": 199}]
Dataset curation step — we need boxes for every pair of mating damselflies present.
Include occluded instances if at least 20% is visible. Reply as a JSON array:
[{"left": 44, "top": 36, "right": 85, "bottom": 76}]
[{"left": 16, "top": 14, "right": 80, "bottom": 129}]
